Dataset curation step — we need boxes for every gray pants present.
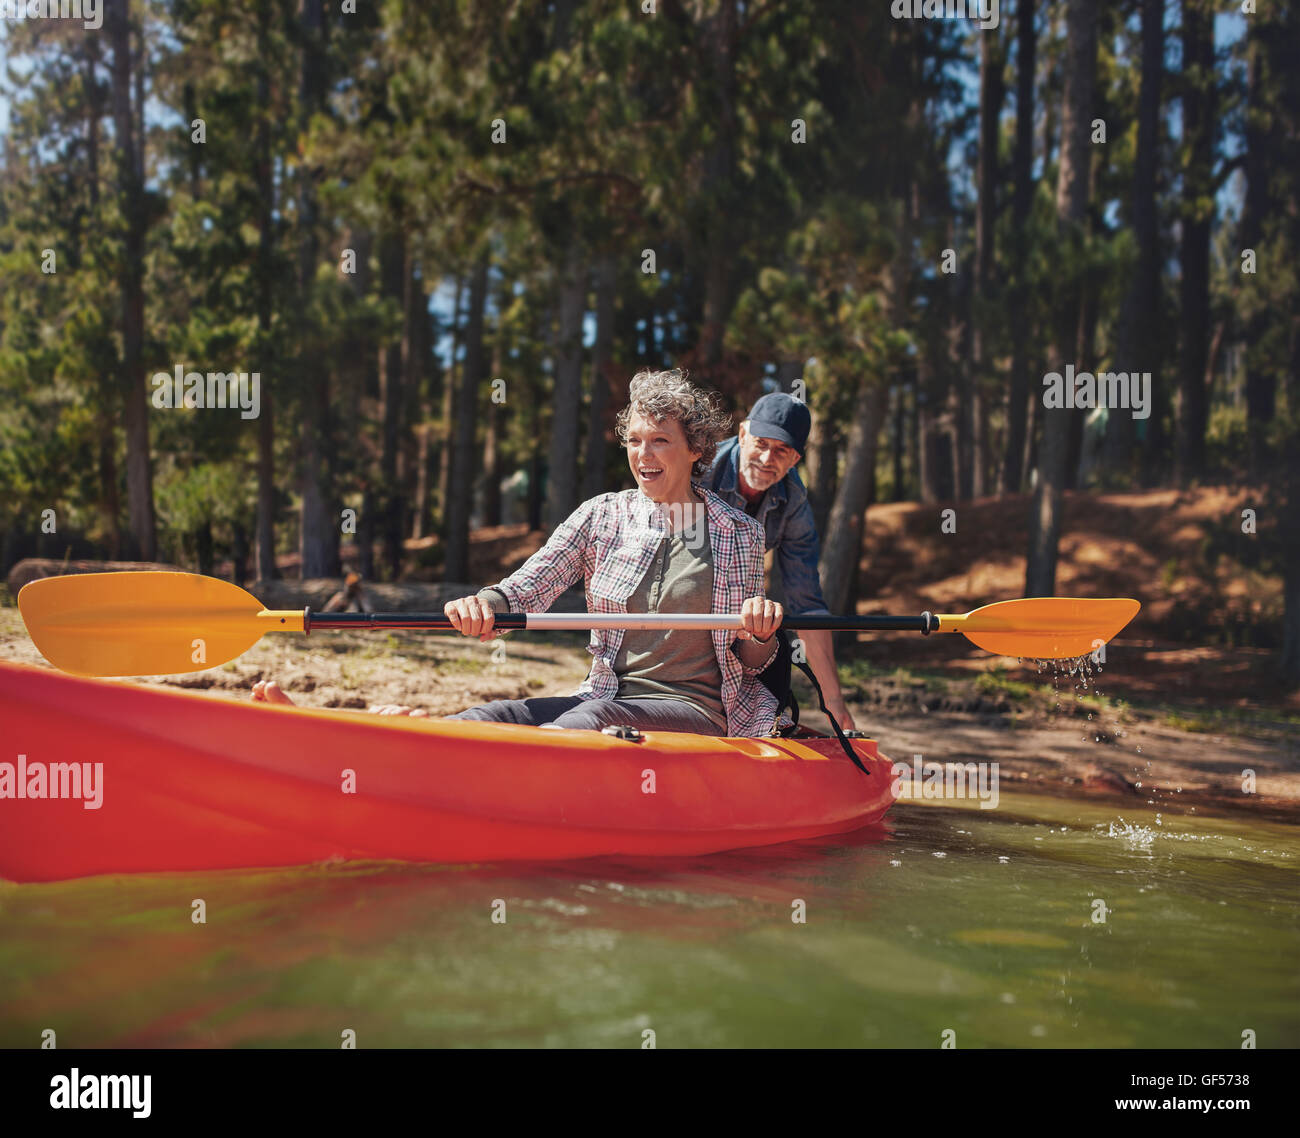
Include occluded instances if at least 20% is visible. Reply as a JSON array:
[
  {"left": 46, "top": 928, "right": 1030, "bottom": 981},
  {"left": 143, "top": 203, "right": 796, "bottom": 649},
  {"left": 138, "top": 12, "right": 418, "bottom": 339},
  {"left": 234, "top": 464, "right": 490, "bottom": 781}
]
[{"left": 446, "top": 695, "right": 726, "bottom": 735}]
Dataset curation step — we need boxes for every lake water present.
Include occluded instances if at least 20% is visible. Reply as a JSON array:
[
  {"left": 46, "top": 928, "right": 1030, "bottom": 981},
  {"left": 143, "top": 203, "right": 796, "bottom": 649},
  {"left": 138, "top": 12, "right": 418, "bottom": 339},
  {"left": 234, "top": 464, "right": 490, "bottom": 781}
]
[{"left": 2, "top": 793, "right": 1297, "bottom": 1048}]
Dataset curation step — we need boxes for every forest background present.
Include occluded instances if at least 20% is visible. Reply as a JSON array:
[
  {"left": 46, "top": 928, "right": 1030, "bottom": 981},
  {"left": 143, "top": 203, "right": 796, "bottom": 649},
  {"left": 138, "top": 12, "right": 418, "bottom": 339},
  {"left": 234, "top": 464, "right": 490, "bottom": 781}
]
[{"left": 1, "top": 0, "right": 1297, "bottom": 689}]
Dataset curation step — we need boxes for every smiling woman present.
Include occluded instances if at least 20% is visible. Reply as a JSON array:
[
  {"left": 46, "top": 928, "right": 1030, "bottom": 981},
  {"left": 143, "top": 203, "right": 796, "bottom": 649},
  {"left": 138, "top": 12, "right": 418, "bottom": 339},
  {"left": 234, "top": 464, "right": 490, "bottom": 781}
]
[
  {"left": 431, "top": 369, "right": 786, "bottom": 736},
  {"left": 615, "top": 369, "right": 734, "bottom": 511},
  {"left": 248, "top": 370, "right": 785, "bottom": 736}
]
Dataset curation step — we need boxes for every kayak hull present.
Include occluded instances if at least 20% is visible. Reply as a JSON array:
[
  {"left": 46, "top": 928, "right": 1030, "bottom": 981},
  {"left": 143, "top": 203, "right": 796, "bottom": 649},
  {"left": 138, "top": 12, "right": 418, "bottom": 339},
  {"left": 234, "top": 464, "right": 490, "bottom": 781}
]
[{"left": 0, "top": 661, "right": 895, "bottom": 882}]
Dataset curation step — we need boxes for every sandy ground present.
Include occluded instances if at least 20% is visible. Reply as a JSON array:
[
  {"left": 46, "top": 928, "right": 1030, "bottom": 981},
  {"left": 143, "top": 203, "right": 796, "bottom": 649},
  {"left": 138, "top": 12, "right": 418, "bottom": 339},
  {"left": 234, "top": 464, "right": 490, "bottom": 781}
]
[{"left": 3, "top": 605, "right": 1295, "bottom": 823}]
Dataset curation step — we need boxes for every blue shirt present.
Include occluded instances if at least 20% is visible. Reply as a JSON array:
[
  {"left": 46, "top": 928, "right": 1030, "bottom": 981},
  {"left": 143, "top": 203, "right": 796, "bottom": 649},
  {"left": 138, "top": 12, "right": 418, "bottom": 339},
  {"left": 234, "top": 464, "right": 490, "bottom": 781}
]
[{"left": 704, "top": 436, "right": 830, "bottom": 616}]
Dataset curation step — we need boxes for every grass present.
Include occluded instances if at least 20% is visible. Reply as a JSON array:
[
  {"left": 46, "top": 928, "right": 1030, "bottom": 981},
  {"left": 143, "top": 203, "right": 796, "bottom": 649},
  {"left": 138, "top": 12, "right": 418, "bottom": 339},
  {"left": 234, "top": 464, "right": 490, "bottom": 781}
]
[
  {"left": 833, "top": 653, "right": 1295, "bottom": 742},
  {"left": 838, "top": 657, "right": 952, "bottom": 694},
  {"left": 1157, "top": 704, "right": 1300, "bottom": 736},
  {"left": 975, "top": 668, "right": 1039, "bottom": 704},
  {"left": 439, "top": 655, "right": 490, "bottom": 675}
]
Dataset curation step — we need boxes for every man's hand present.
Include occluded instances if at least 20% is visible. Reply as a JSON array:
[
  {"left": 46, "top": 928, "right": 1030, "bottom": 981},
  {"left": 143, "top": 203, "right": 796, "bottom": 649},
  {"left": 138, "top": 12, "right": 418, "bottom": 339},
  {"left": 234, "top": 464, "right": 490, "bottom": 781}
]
[{"left": 824, "top": 698, "right": 856, "bottom": 732}]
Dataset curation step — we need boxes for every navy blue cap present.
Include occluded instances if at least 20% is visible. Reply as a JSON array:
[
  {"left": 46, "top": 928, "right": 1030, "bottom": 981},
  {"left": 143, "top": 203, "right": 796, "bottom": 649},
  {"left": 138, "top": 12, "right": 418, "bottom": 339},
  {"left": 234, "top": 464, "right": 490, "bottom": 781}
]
[{"left": 745, "top": 392, "right": 811, "bottom": 457}]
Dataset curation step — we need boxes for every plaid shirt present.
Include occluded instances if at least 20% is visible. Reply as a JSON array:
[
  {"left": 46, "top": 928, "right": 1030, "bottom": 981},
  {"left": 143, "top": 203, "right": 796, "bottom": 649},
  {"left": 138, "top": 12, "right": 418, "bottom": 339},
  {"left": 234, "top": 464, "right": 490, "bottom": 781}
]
[{"left": 489, "top": 483, "right": 780, "bottom": 737}]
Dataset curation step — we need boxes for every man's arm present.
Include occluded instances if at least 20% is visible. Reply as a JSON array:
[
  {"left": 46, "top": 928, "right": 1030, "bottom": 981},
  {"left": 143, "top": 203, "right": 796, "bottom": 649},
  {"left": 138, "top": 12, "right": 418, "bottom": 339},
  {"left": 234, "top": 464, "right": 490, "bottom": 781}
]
[
  {"left": 776, "top": 500, "right": 856, "bottom": 731},
  {"left": 796, "top": 629, "right": 855, "bottom": 731}
]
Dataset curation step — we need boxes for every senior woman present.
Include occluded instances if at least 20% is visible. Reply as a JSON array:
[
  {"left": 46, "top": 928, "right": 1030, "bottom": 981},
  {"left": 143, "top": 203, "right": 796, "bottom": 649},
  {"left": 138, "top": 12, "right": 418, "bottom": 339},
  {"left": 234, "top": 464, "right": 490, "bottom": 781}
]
[
  {"left": 440, "top": 369, "right": 783, "bottom": 736},
  {"left": 252, "top": 369, "right": 783, "bottom": 736}
]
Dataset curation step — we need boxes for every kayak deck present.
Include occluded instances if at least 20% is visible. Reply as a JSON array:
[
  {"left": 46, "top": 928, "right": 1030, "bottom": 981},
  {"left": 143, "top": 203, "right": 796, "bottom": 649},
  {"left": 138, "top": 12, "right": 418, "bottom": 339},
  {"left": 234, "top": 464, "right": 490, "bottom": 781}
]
[{"left": 0, "top": 661, "right": 895, "bottom": 882}]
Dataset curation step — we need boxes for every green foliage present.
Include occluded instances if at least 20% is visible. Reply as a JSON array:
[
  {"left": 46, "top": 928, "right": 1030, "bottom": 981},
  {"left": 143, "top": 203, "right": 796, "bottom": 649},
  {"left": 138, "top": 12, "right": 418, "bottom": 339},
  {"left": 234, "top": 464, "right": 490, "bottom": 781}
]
[
  {"left": 1204, "top": 403, "right": 1250, "bottom": 479},
  {"left": 0, "top": 1, "right": 1296, "bottom": 691}
]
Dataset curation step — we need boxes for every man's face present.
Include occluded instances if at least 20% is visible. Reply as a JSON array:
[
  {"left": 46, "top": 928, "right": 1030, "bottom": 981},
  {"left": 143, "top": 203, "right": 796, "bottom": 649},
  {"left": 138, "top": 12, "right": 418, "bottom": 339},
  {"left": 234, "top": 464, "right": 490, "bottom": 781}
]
[{"left": 737, "top": 421, "right": 799, "bottom": 492}]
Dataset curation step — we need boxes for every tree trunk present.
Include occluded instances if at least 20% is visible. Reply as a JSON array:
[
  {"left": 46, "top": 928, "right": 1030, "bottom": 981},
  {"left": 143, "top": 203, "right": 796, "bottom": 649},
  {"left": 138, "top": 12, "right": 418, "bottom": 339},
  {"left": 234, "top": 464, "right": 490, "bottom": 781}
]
[
  {"left": 1240, "top": 16, "right": 1274, "bottom": 480},
  {"left": 973, "top": 21, "right": 1005, "bottom": 500},
  {"left": 1104, "top": 0, "right": 1163, "bottom": 479},
  {"left": 697, "top": 0, "right": 739, "bottom": 372},
  {"left": 299, "top": 394, "right": 337, "bottom": 576},
  {"left": 413, "top": 416, "right": 431, "bottom": 540},
  {"left": 481, "top": 317, "right": 504, "bottom": 528},
  {"left": 819, "top": 379, "right": 887, "bottom": 615},
  {"left": 482, "top": 400, "right": 502, "bottom": 528},
  {"left": 891, "top": 383, "right": 907, "bottom": 501},
  {"left": 256, "top": 397, "right": 277, "bottom": 579},
  {"left": 546, "top": 245, "right": 586, "bottom": 530},
  {"left": 444, "top": 256, "right": 489, "bottom": 582},
  {"left": 408, "top": 256, "right": 434, "bottom": 544},
  {"left": 437, "top": 275, "right": 464, "bottom": 517},
  {"left": 910, "top": 377, "right": 924, "bottom": 503},
  {"left": 582, "top": 254, "right": 616, "bottom": 501},
  {"left": 339, "top": 224, "right": 375, "bottom": 551},
  {"left": 1067, "top": 285, "right": 1099, "bottom": 487},
  {"left": 254, "top": 4, "right": 277, "bottom": 581},
  {"left": 949, "top": 369, "right": 969, "bottom": 501},
  {"left": 1282, "top": 325, "right": 1300, "bottom": 688},
  {"left": 357, "top": 485, "right": 375, "bottom": 580},
  {"left": 821, "top": 162, "right": 912, "bottom": 613},
  {"left": 85, "top": 40, "right": 122, "bottom": 558},
  {"left": 949, "top": 217, "right": 973, "bottom": 502},
  {"left": 195, "top": 521, "right": 214, "bottom": 578},
  {"left": 1175, "top": 0, "right": 1216, "bottom": 486},
  {"left": 377, "top": 232, "right": 406, "bottom": 578},
  {"left": 297, "top": 0, "right": 337, "bottom": 580},
  {"left": 1001, "top": 0, "right": 1037, "bottom": 495},
  {"left": 1026, "top": 0, "right": 1097, "bottom": 597},
  {"left": 917, "top": 367, "right": 943, "bottom": 504},
  {"left": 109, "top": 0, "right": 155, "bottom": 561},
  {"left": 132, "top": 18, "right": 145, "bottom": 186},
  {"left": 528, "top": 368, "right": 544, "bottom": 533},
  {"left": 805, "top": 411, "right": 840, "bottom": 539},
  {"left": 231, "top": 521, "right": 249, "bottom": 587}
]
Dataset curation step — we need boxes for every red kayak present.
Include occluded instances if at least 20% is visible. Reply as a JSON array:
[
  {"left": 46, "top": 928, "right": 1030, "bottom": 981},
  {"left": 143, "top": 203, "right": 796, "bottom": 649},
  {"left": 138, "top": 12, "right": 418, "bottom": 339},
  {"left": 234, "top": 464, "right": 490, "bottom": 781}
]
[{"left": 0, "top": 660, "right": 895, "bottom": 882}]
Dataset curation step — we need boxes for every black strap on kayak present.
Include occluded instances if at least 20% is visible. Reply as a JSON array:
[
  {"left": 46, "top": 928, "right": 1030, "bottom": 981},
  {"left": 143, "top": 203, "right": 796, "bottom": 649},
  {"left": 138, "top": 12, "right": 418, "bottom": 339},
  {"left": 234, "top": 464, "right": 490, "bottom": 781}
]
[{"left": 758, "top": 629, "right": 870, "bottom": 776}]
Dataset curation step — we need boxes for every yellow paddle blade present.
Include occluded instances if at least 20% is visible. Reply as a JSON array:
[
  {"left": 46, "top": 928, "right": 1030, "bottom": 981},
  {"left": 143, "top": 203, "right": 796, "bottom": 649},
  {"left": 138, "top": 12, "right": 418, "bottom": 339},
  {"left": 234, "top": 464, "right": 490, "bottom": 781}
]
[
  {"left": 937, "top": 597, "right": 1141, "bottom": 660},
  {"left": 18, "top": 571, "right": 281, "bottom": 676}
]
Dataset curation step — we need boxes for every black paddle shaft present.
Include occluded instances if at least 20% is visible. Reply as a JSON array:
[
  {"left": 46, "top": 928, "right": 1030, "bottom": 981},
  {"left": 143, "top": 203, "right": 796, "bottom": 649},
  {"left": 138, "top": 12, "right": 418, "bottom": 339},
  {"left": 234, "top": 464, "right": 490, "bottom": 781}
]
[{"left": 305, "top": 610, "right": 940, "bottom": 634}]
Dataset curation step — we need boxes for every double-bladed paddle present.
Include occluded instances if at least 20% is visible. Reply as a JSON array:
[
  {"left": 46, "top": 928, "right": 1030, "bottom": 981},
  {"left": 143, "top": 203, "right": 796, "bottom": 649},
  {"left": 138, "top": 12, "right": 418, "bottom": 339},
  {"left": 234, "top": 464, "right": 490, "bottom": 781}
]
[{"left": 17, "top": 570, "right": 1141, "bottom": 677}]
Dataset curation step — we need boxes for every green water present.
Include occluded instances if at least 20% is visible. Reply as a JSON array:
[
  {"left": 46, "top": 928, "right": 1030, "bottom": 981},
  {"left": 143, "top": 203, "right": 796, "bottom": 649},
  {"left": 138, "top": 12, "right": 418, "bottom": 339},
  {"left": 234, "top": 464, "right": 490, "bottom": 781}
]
[{"left": 1, "top": 793, "right": 1297, "bottom": 1048}]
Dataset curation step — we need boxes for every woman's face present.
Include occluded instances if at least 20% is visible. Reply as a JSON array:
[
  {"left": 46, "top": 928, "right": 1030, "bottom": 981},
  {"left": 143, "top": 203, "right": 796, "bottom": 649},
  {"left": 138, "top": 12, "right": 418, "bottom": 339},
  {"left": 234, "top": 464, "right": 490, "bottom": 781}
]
[{"left": 625, "top": 411, "right": 703, "bottom": 504}]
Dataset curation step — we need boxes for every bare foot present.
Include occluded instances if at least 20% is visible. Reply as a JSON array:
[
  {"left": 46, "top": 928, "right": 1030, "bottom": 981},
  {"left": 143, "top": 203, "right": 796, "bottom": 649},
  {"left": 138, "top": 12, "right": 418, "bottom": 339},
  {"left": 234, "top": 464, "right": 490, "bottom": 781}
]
[
  {"left": 251, "top": 679, "right": 296, "bottom": 706},
  {"left": 251, "top": 680, "right": 425, "bottom": 717}
]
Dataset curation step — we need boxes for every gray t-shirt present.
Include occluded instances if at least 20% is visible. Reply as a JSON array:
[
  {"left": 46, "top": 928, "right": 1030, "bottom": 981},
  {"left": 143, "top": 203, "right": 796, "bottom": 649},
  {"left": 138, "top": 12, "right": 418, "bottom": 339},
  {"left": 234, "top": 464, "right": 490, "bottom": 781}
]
[
  {"left": 477, "top": 521, "right": 728, "bottom": 730},
  {"left": 612, "top": 525, "right": 727, "bottom": 730}
]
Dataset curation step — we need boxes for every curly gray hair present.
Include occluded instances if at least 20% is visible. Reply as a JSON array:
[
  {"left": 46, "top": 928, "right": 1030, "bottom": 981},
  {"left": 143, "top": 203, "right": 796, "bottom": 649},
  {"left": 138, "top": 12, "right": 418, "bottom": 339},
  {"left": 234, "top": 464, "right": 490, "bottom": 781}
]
[{"left": 614, "top": 369, "right": 733, "bottom": 476}]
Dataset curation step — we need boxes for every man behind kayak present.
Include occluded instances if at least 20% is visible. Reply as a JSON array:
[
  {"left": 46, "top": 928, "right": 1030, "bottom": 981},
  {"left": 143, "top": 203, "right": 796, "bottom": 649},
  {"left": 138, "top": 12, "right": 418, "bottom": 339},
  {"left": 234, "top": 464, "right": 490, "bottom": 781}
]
[
  {"left": 703, "top": 392, "right": 856, "bottom": 731},
  {"left": 253, "top": 370, "right": 784, "bottom": 734}
]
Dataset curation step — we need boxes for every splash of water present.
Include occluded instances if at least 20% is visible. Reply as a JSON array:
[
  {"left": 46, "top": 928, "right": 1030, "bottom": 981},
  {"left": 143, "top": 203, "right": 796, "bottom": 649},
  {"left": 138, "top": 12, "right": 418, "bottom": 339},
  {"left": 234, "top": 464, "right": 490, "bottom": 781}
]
[{"left": 1027, "top": 652, "right": 1165, "bottom": 807}]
